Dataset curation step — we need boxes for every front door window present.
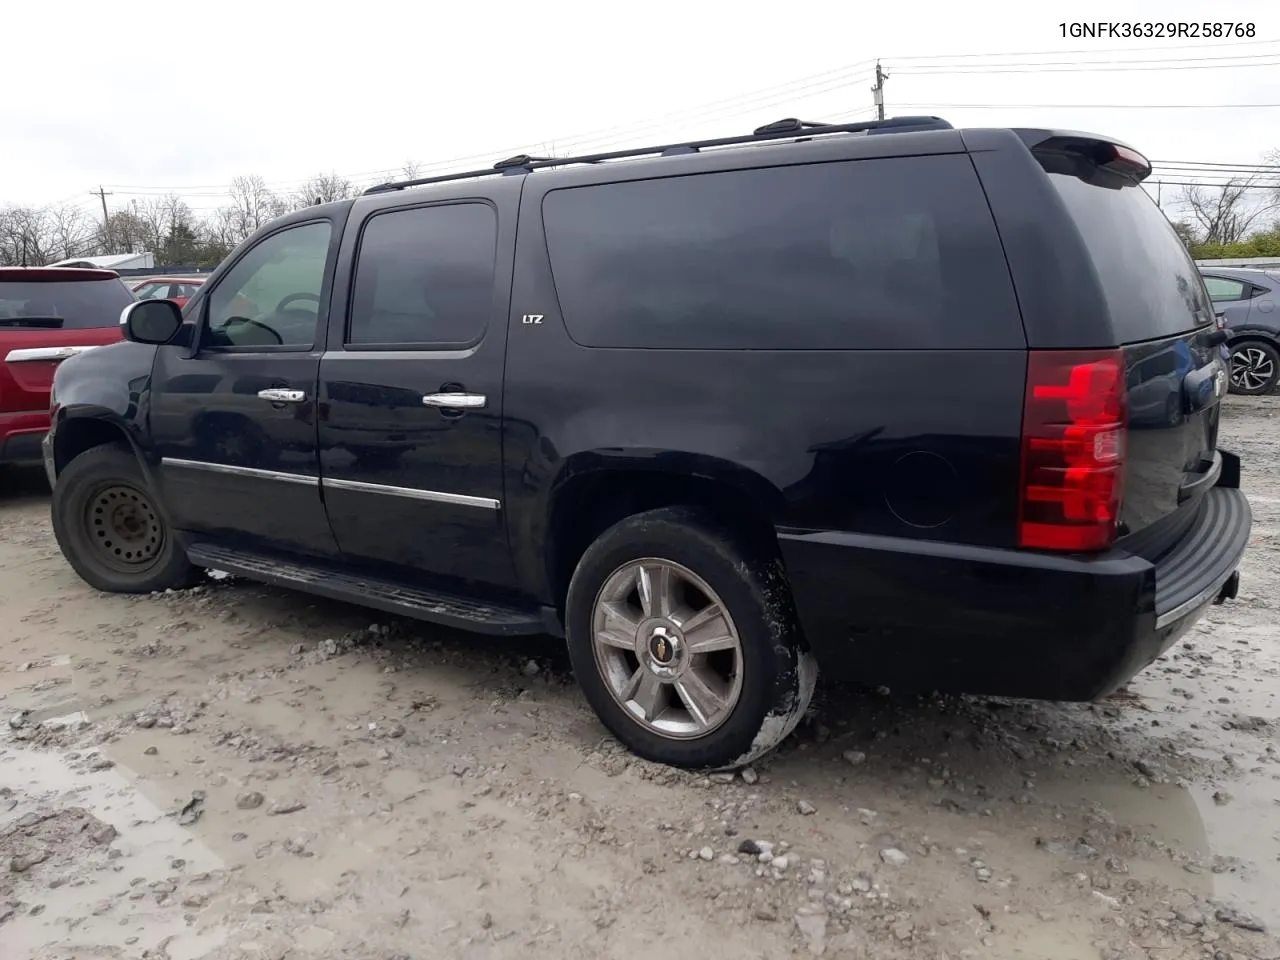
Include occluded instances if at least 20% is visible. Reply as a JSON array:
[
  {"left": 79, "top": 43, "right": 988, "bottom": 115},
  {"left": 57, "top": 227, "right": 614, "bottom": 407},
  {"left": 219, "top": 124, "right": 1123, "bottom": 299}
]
[{"left": 204, "top": 222, "right": 331, "bottom": 350}]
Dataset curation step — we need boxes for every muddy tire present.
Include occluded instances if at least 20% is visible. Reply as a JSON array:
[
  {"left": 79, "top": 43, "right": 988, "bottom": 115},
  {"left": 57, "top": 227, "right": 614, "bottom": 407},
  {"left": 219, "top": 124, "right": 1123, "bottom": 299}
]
[
  {"left": 51, "top": 444, "right": 198, "bottom": 594},
  {"left": 565, "top": 506, "right": 816, "bottom": 770}
]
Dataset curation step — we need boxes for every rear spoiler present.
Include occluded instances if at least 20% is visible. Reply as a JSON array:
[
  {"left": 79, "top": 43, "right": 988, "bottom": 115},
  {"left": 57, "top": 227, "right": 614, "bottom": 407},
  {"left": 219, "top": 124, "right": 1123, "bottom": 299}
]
[{"left": 1015, "top": 129, "right": 1152, "bottom": 186}]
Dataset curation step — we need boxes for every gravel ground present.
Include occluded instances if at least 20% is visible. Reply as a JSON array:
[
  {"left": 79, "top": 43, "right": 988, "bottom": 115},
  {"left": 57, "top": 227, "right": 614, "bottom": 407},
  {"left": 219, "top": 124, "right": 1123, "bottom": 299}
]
[{"left": 1, "top": 397, "right": 1278, "bottom": 960}]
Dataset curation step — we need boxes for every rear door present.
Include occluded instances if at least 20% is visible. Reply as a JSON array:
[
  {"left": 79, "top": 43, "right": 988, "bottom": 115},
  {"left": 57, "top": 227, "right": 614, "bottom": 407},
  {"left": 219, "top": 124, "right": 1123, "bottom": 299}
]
[
  {"left": 0, "top": 271, "right": 130, "bottom": 438},
  {"left": 317, "top": 179, "right": 520, "bottom": 588},
  {"left": 1019, "top": 137, "right": 1224, "bottom": 537}
]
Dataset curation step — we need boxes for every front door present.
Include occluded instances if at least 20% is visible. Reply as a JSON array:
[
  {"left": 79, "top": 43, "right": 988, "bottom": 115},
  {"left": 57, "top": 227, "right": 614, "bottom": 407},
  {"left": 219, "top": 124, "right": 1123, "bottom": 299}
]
[
  {"left": 317, "top": 189, "right": 519, "bottom": 588},
  {"left": 150, "top": 219, "right": 340, "bottom": 558}
]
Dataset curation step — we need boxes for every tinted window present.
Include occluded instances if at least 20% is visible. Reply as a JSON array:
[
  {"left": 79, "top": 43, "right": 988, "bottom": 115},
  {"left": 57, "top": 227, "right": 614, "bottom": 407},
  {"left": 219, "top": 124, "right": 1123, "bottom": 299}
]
[
  {"left": 347, "top": 203, "right": 497, "bottom": 346},
  {"left": 133, "top": 282, "right": 166, "bottom": 299},
  {"left": 205, "top": 222, "right": 331, "bottom": 349},
  {"left": 541, "top": 155, "right": 1023, "bottom": 350},
  {"left": 1201, "top": 276, "right": 1248, "bottom": 302},
  {"left": 1047, "top": 175, "right": 1213, "bottom": 342},
  {"left": 0, "top": 278, "right": 134, "bottom": 329}
]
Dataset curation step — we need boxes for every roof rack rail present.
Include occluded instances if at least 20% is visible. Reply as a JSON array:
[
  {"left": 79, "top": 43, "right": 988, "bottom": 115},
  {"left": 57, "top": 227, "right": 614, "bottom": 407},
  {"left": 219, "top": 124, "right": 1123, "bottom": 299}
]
[
  {"left": 752, "top": 118, "right": 832, "bottom": 136},
  {"left": 362, "top": 114, "right": 953, "bottom": 195}
]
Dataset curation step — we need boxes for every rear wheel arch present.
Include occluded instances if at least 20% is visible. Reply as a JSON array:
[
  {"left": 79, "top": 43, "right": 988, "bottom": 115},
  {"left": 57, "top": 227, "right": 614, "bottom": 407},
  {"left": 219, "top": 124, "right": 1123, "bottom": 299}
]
[{"left": 543, "top": 464, "right": 783, "bottom": 614}]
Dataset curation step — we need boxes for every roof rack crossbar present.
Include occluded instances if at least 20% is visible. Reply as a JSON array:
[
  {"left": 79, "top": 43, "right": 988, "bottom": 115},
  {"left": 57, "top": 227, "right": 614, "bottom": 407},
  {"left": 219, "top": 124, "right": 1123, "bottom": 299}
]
[{"left": 362, "top": 115, "right": 952, "bottom": 195}]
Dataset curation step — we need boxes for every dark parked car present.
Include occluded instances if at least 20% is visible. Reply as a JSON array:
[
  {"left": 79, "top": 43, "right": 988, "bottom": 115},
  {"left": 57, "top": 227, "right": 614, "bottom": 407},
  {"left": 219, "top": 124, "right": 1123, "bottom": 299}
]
[
  {"left": 44, "top": 117, "right": 1249, "bottom": 770},
  {"left": 1198, "top": 266, "right": 1280, "bottom": 395}
]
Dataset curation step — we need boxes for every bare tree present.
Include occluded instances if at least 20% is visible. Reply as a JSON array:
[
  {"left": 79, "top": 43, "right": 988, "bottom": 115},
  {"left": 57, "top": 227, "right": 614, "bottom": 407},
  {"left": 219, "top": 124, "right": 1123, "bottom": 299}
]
[
  {"left": 48, "top": 204, "right": 97, "bottom": 261},
  {"left": 0, "top": 206, "right": 56, "bottom": 266},
  {"left": 217, "top": 175, "right": 287, "bottom": 244},
  {"left": 1180, "top": 175, "right": 1280, "bottom": 246},
  {"left": 291, "top": 171, "right": 356, "bottom": 210}
]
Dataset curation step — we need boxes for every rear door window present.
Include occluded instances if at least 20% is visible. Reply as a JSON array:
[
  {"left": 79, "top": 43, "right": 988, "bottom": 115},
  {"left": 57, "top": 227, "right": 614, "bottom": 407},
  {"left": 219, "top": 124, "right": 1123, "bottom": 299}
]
[
  {"left": 541, "top": 155, "right": 1024, "bottom": 350},
  {"left": 346, "top": 202, "right": 497, "bottom": 347},
  {"left": 0, "top": 277, "right": 135, "bottom": 329},
  {"left": 1046, "top": 175, "right": 1214, "bottom": 343},
  {"left": 1201, "top": 276, "right": 1249, "bottom": 302}
]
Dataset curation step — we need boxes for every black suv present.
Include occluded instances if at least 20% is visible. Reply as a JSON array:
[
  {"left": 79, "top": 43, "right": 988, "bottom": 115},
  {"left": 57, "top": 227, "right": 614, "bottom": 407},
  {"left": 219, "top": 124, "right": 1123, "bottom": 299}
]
[{"left": 45, "top": 116, "right": 1251, "bottom": 770}]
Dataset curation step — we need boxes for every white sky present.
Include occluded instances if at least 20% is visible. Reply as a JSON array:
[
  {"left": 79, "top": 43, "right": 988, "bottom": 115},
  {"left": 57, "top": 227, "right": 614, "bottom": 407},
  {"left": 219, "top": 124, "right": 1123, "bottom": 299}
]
[{"left": 4, "top": 0, "right": 1277, "bottom": 219}]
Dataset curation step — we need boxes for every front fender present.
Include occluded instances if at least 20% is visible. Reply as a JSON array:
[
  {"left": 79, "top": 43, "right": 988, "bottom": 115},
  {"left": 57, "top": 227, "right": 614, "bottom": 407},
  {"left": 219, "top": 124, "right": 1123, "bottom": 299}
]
[{"left": 50, "top": 340, "right": 159, "bottom": 480}]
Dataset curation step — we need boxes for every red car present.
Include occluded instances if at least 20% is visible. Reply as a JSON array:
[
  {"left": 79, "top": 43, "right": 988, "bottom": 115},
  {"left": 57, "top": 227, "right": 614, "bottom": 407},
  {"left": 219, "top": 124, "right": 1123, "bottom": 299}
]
[
  {"left": 0, "top": 268, "right": 133, "bottom": 466},
  {"left": 131, "top": 276, "right": 205, "bottom": 309}
]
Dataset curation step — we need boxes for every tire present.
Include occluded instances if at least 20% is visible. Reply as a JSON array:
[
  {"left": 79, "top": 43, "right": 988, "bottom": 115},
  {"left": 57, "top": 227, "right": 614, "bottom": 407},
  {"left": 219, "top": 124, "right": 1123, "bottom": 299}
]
[
  {"left": 51, "top": 444, "right": 198, "bottom": 594},
  {"left": 565, "top": 506, "right": 817, "bottom": 770},
  {"left": 1228, "top": 340, "right": 1280, "bottom": 396}
]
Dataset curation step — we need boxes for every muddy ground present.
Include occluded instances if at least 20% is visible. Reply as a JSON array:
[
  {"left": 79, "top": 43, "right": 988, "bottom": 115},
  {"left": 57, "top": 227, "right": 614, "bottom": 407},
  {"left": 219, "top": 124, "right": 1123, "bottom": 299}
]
[{"left": 1, "top": 399, "right": 1278, "bottom": 960}]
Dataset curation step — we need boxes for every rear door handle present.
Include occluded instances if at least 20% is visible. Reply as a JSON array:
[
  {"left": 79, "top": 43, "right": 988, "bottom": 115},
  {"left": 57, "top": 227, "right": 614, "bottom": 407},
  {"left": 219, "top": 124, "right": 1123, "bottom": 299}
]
[
  {"left": 422, "top": 393, "right": 486, "bottom": 409},
  {"left": 257, "top": 388, "right": 306, "bottom": 403}
]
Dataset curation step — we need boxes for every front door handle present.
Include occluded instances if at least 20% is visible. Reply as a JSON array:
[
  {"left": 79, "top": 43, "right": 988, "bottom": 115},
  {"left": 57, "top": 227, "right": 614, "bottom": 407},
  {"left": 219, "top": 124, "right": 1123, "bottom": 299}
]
[
  {"left": 422, "top": 393, "right": 486, "bottom": 409},
  {"left": 257, "top": 388, "right": 306, "bottom": 404}
]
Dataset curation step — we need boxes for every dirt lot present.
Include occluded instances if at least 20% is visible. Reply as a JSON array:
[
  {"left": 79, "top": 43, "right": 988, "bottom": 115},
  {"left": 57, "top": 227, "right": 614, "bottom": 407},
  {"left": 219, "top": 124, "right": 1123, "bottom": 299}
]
[{"left": 2, "top": 400, "right": 1278, "bottom": 960}]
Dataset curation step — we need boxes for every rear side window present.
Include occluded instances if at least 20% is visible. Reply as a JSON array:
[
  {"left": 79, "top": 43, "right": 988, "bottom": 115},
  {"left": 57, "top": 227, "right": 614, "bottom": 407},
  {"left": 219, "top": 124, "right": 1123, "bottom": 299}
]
[
  {"left": 1201, "top": 276, "right": 1248, "bottom": 302},
  {"left": 1047, "top": 175, "right": 1214, "bottom": 342},
  {"left": 347, "top": 202, "right": 497, "bottom": 347},
  {"left": 541, "top": 155, "right": 1024, "bottom": 350},
  {"left": 0, "top": 277, "right": 134, "bottom": 329}
]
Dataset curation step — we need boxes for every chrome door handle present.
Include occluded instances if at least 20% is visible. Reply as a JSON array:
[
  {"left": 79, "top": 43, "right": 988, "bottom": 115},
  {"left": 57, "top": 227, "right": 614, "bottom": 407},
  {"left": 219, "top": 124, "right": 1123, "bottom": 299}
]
[
  {"left": 422, "top": 393, "right": 486, "bottom": 409},
  {"left": 257, "top": 388, "right": 306, "bottom": 403}
]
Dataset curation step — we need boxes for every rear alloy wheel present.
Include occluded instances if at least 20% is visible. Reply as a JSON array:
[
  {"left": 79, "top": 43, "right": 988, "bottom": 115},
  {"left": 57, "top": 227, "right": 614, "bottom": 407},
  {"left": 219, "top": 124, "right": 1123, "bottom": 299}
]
[
  {"left": 590, "top": 558, "right": 745, "bottom": 740},
  {"left": 565, "top": 506, "right": 816, "bottom": 770},
  {"left": 52, "top": 444, "right": 198, "bottom": 593},
  {"left": 1228, "top": 341, "right": 1280, "bottom": 395}
]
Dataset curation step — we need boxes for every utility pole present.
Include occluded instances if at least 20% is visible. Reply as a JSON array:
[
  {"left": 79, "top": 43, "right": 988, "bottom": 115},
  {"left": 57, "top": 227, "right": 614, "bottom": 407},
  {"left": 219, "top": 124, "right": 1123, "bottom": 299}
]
[
  {"left": 1156, "top": 180, "right": 1163, "bottom": 208},
  {"left": 871, "top": 61, "right": 889, "bottom": 120},
  {"left": 91, "top": 185, "right": 113, "bottom": 252}
]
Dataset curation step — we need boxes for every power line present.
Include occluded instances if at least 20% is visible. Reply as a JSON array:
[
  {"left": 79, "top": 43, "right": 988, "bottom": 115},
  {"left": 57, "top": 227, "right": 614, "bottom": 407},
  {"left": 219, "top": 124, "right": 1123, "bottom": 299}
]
[
  {"left": 896, "top": 58, "right": 1280, "bottom": 75},
  {"left": 99, "top": 63, "right": 883, "bottom": 194},
  {"left": 883, "top": 37, "right": 1280, "bottom": 61},
  {"left": 890, "top": 101, "right": 1280, "bottom": 109},
  {"left": 899, "top": 50, "right": 1280, "bottom": 70},
  {"left": 1148, "top": 181, "right": 1277, "bottom": 190},
  {"left": 1154, "top": 159, "right": 1280, "bottom": 171},
  {"left": 30, "top": 39, "right": 1280, "bottom": 208}
]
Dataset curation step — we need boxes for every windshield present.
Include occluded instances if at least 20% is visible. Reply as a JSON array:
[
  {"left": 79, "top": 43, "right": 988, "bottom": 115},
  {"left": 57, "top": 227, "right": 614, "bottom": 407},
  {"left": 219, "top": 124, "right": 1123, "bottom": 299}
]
[{"left": 0, "top": 277, "right": 135, "bottom": 330}]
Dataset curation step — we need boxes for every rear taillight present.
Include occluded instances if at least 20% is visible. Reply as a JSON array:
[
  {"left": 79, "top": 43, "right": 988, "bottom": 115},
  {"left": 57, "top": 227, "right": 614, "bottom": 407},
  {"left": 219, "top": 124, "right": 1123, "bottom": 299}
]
[{"left": 1018, "top": 349, "right": 1127, "bottom": 552}]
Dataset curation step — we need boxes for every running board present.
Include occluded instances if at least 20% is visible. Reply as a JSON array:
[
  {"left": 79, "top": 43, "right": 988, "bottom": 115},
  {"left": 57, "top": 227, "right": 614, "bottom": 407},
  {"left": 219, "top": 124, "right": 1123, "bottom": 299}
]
[{"left": 185, "top": 543, "right": 545, "bottom": 636}]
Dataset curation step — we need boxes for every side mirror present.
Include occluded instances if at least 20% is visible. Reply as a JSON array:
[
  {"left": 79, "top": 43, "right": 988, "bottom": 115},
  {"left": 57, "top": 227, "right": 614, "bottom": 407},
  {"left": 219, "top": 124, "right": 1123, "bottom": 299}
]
[{"left": 120, "top": 299, "right": 183, "bottom": 346}]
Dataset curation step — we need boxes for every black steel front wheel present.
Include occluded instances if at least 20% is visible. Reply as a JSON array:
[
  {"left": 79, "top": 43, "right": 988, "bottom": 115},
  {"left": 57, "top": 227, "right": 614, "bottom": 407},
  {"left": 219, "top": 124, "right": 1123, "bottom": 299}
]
[{"left": 52, "top": 444, "right": 199, "bottom": 593}]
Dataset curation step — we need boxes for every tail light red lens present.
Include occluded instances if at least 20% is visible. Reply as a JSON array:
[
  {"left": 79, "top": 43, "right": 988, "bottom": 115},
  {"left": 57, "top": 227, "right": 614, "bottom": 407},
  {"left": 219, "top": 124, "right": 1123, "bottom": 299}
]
[{"left": 1018, "top": 349, "right": 1127, "bottom": 552}]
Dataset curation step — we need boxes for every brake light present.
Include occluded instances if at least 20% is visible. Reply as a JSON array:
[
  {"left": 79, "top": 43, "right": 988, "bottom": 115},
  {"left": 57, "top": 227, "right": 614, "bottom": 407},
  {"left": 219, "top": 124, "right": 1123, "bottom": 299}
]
[
  {"left": 1018, "top": 350, "right": 1127, "bottom": 552},
  {"left": 1102, "top": 143, "right": 1151, "bottom": 179}
]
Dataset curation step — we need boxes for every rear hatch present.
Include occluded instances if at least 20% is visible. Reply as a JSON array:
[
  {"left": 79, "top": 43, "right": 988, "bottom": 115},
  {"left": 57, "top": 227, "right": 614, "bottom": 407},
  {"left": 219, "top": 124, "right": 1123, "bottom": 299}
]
[
  {"left": 0, "top": 269, "right": 133, "bottom": 415},
  {"left": 1032, "top": 137, "right": 1224, "bottom": 547}
]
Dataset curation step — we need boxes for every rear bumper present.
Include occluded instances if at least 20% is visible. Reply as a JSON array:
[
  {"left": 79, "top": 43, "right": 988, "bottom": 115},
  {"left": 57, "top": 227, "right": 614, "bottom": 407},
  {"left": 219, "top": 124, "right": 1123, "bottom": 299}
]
[
  {"left": 778, "top": 474, "right": 1251, "bottom": 701},
  {"left": 0, "top": 410, "right": 51, "bottom": 465}
]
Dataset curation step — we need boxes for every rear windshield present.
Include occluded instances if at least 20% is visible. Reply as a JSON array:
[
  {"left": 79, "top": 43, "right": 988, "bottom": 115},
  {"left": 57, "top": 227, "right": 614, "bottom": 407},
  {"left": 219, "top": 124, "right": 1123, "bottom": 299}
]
[
  {"left": 0, "top": 278, "right": 135, "bottom": 330},
  {"left": 1048, "top": 174, "right": 1214, "bottom": 343}
]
